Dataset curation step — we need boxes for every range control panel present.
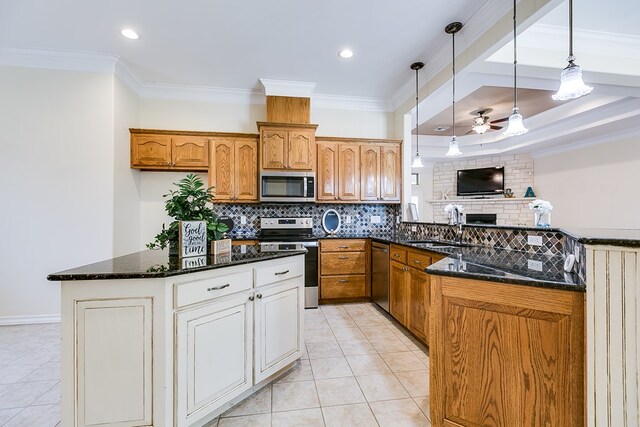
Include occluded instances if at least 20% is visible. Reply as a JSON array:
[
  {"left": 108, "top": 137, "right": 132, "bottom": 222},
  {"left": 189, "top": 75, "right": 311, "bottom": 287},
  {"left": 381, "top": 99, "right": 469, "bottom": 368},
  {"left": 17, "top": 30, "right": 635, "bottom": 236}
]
[{"left": 260, "top": 217, "right": 313, "bottom": 229}]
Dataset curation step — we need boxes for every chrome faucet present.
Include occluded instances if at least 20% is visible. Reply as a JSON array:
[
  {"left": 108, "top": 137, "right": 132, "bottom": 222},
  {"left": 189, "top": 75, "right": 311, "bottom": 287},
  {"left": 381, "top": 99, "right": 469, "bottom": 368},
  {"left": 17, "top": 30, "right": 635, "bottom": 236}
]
[{"left": 449, "top": 206, "right": 464, "bottom": 244}]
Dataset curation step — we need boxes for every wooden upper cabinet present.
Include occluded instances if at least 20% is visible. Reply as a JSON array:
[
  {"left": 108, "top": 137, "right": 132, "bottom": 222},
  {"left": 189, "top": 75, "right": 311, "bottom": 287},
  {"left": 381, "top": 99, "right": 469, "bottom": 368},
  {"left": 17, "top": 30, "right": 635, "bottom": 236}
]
[
  {"left": 131, "top": 134, "right": 172, "bottom": 168},
  {"left": 234, "top": 139, "right": 258, "bottom": 201},
  {"left": 258, "top": 123, "right": 317, "bottom": 171},
  {"left": 171, "top": 136, "right": 209, "bottom": 169},
  {"left": 360, "top": 145, "right": 380, "bottom": 201},
  {"left": 317, "top": 142, "right": 338, "bottom": 201},
  {"left": 287, "top": 130, "right": 314, "bottom": 170},
  {"left": 380, "top": 144, "right": 401, "bottom": 201},
  {"left": 261, "top": 129, "right": 287, "bottom": 170},
  {"left": 209, "top": 137, "right": 258, "bottom": 203},
  {"left": 338, "top": 145, "right": 360, "bottom": 201}
]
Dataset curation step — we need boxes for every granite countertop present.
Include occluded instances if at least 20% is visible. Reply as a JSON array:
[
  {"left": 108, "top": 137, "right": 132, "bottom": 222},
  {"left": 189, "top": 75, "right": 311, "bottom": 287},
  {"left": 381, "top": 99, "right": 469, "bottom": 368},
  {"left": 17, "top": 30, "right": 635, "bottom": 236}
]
[
  {"left": 561, "top": 227, "right": 640, "bottom": 247},
  {"left": 47, "top": 244, "right": 307, "bottom": 281}
]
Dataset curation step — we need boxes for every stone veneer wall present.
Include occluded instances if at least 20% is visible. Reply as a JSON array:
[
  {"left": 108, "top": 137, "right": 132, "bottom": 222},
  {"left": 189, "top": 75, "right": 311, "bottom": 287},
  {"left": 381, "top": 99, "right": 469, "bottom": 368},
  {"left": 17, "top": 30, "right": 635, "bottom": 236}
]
[
  {"left": 432, "top": 154, "right": 535, "bottom": 226},
  {"left": 213, "top": 203, "right": 401, "bottom": 238}
]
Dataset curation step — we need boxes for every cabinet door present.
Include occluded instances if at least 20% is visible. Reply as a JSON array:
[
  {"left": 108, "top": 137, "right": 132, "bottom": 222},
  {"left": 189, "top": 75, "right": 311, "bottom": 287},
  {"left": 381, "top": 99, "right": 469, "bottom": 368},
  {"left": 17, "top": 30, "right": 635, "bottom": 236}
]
[
  {"left": 317, "top": 142, "right": 338, "bottom": 201},
  {"left": 407, "top": 267, "right": 430, "bottom": 344},
  {"left": 175, "top": 294, "right": 253, "bottom": 426},
  {"left": 338, "top": 145, "right": 360, "bottom": 201},
  {"left": 287, "top": 130, "right": 314, "bottom": 170},
  {"left": 380, "top": 144, "right": 401, "bottom": 201},
  {"left": 75, "top": 298, "right": 153, "bottom": 427},
  {"left": 172, "top": 136, "right": 209, "bottom": 169},
  {"left": 360, "top": 145, "right": 381, "bottom": 201},
  {"left": 209, "top": 138, "right": 235, "bottom": 201},
  {"left": 389, "top": 261, "right": 408, "bottom": 325},
  {"left": 261, "top": 129, "right": 287, "bottom": 169},
  {"left": 131, "top": 135, "right": 171, "bottom": 168},
  {"left": 234, "top": 138, "right": 258, "bottom": 201},
  {"left": 254, "top": 280, "right": 303, "bottom": 383}
]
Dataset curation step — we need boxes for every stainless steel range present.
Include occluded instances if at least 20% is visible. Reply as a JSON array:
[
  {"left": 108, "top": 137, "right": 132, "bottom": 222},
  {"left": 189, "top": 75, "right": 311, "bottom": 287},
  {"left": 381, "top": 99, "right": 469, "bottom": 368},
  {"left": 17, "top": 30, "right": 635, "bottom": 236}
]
[{"left": 259, "top": 217, "right": 318, "bottom": 309}]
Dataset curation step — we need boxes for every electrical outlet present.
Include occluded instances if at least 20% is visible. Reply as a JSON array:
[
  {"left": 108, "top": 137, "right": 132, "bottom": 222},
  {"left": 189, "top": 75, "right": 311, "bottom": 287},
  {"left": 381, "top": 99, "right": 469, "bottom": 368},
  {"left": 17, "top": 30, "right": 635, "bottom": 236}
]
[
  {"left": 411, "top": 225, "right": 417, "bottom": 232},
  {"left": 346, "top": 215, "right": 352, "bottom": 224},
  {"left": 240, "top": 244, "right": 247, "bottom": 254},
  {"left": 240, "top": 216, "right": 247, "bottom": 225},
  {"left": 371, "top": 215, "right": 381, "bottom": 224},
  {"left": 396, "top": 216, "right": 401, "bottom": 224},
  {"left": 527, "top": 235, "right": 543, "bottom": 246},
  {"left": 527, "top": 259, "right": 543, "bottom": 271}
]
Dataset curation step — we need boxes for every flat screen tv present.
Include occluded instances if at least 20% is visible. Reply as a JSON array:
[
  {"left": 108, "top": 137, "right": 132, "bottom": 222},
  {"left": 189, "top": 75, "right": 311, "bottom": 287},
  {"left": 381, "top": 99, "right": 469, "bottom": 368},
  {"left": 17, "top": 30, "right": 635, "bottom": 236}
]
[{"left": 457, "top": 167, "right": 504, "bottom": 196}]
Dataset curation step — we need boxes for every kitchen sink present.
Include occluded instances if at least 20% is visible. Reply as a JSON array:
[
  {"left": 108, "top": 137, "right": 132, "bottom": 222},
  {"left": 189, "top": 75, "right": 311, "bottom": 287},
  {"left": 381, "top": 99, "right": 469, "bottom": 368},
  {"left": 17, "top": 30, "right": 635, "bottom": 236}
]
[{"left": 405, "top": 240, "right": 469, "bottom": 248}]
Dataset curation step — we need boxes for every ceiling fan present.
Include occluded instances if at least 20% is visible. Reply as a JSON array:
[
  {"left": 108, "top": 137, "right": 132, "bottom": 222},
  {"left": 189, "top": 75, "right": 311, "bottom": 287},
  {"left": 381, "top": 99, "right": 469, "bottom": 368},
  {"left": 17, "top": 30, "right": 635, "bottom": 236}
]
[{"left": 465, "top": 108, "right": 505, "bottom": 135}]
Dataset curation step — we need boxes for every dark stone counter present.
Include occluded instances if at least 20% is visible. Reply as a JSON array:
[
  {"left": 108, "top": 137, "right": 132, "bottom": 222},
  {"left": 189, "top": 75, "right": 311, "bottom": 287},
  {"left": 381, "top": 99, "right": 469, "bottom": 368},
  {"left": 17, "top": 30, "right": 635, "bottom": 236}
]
[{"left": 47, "top": 244, "right": 306, "bottom": 281}]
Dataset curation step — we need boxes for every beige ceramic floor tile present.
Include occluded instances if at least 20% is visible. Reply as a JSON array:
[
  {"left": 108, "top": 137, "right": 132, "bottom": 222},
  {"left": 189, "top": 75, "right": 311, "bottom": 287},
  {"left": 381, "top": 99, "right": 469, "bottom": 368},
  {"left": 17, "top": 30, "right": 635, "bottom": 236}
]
[
  {"left": 331, "top": 327, "right": 367, "bottom": 342},
  {"left": 412, "top": 351, "right": 429, "bottom": 366},
  {"left": 0, "top": 381, "right": 57, "bottom": 410},
  {"left": 223, "top": 384, "right": 271, "bottom": 417},
  {"left": 276, "top": 359, "right": 313, "bottom": 383},
  {"left": 271, "top": 380, "right": 319, "bottom": 412},
  {"left": 355, "top": 373, "right": 410, "bottom": 402},
  {"left": 218, "top": 413, "right": 271, "bottom": 427},
  {"left": 20, "top": 361, "right": 60, "bottom": 383},
  {"left": 338, "top": 340, "right": 377, "bottom": 357},
  {"left": 306, "top": 341, "right": 343, "bottom": 359},
  {"left": 304, "top": 327, "right": 337, "bottom": 343},
  {"left": 31, "top": 381, "right": 61, "bottom": 406},
  {"left": 395, "top": 370, "right": 429, "bottom": 397},
  {"left": 3, "top": 403, "right": 61, "bottom": 427},
  {"left": 310, "top": 356, "right": 353, "bottom": 379},
  {"left": 359, "top": 327, "right": 396, "bottom": 341},
  {"left": 272, "top": 408, "right": 324, "bottom": 427},
  {"left": 379, "top": 352, "right": 427, "bottom": 372},
  {"left": 369, "top": 398, "right": 429, "bottom": 427},
  {"left": 322, "top": 402, "right": 379, "bottom": 427},
  {"left": 0, "top": 363, "right": 42, "bottom": 384},
  {"left": 413, "top": 396, "right": 431, "bottom": 420},
  {"left": 0, "top": 408, "right": 21, "bottom": 425},
  {"left": 325, "top": 317, "right": 358, "bottom": 329},
  {"left": 345, "top": 354, "right": 391, "bottom": 376},
  {"left": 315, "top": 377, "right": 366, "bottom": 407},
  {"left": 369, "top": 337, "right": 410, "bottom": 354}
]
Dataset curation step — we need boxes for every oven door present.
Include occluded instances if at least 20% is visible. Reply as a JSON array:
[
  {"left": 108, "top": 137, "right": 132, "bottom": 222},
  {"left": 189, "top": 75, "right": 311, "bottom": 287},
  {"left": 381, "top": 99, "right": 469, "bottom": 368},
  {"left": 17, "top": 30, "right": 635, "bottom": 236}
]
[{"left": 260, "top": 172, "right": 315, "bottom": 202}]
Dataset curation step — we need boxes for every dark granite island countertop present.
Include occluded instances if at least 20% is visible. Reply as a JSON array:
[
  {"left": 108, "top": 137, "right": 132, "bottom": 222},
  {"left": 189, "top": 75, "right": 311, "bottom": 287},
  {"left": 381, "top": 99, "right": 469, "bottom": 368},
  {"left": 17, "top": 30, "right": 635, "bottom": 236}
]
[{"left": 47, "top": 244, "right": 307, "bottom": 281}]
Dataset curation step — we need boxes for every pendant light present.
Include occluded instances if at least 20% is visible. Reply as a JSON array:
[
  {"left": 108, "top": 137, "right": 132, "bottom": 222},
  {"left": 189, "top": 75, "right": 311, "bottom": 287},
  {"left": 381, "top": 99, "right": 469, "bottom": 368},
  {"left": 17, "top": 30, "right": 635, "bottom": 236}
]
[
  {"left": 445, "top": 22, "right": 463, "bottom": 157},
  {"left": 552, "top": 0, "right": 592, "bottom": 100},
  {"left": 411, "top": 62, "right": 425, "bottom": 168},
  {"left": 503, "top": 0, "right": 529, "bottom": 137}
]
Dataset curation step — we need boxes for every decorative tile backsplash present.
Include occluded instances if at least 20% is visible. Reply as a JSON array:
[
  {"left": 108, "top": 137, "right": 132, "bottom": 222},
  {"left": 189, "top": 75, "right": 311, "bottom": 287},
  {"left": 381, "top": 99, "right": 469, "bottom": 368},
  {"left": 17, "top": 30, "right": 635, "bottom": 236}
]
[{"left": 212, "top": 203, "right": 401, "bottom": 237}]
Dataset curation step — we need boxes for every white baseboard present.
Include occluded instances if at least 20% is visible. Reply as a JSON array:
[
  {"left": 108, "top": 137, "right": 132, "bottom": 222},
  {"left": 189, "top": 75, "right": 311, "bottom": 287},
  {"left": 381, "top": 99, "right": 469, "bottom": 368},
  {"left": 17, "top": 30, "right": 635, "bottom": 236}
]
[{"left": 0, "top": 314, "right": 61, "bottom": 326}]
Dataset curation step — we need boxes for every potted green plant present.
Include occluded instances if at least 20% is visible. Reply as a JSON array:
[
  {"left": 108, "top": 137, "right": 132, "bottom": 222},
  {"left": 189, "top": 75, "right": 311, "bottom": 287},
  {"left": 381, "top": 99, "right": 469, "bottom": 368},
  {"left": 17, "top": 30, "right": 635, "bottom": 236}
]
[{"left": 147, "top": 174, "right": 229, "bottom": 255}]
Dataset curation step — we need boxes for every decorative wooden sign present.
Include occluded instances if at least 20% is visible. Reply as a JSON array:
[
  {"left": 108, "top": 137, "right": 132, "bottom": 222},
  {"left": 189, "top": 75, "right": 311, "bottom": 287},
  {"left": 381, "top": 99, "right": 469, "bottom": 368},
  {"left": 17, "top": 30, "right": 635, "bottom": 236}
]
[
  {"left": 179, "top": 221, "right": 207, "bottom": 258},
  {"left": 211, "top": 238, "right": 232, "bottom": 255}
]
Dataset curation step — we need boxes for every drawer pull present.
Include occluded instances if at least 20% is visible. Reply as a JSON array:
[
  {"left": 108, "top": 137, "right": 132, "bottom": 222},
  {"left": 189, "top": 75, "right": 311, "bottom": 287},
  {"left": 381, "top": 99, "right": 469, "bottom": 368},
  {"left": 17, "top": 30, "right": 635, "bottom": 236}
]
[
  {"left": 338, "top": 256, "right": 349, "bottom": 260},
  {"left": 274, "top": 270, "right": 290, "bottom": 276},
  {"left": 413, "top": 260, "right": 423, "bottom": 265},
  {"left": 338, "top": 279, "right": 349, "bottom": 283},
  {"left": 207, "top": 284, "right": 230, "bottom": 291},
  {"left": 338, "top": 245, "right": 349, "bottom": 249}
]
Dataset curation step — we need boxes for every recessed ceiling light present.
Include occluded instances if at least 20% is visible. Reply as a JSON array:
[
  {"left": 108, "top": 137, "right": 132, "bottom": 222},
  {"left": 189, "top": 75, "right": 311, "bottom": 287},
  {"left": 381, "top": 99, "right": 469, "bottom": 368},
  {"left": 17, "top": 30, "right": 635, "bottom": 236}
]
[
  {"left": 434, "top": 126, "right": 449, "bottom": 132},
  {"left": 121, "top": 28, "right": 140, "bottom": 40},
  {"left": 338, "top": 49, "right": 354, "bottom": 59}
]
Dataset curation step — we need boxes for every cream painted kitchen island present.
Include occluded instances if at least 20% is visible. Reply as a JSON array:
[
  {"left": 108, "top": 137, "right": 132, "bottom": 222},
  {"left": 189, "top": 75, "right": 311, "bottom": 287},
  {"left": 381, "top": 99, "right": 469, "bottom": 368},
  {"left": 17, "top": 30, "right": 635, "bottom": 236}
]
[{"left": 48, "top": 246, "right": 306, "bottom": 427}]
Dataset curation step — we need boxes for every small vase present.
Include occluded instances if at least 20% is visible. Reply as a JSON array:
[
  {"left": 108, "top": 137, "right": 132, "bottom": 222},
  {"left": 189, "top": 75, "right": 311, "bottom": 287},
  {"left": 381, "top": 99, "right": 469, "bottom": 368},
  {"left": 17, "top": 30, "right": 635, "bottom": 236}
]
[{"left": 534, "top": 209, "right": 551, "bottom": 227}]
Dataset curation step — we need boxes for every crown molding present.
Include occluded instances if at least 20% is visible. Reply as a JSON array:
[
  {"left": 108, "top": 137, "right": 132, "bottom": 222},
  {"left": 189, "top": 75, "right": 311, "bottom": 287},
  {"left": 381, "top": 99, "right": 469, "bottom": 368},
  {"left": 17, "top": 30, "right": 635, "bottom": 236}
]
[
  {"left": 0, "top": 47, "right": 118, "bottom": 73},
  {"left": 260, "top": 79, "right": 316, "bottom": 98},
  {"left": 139, "top": 82, "right": 264, "bottom": 105},
  {"left": 114, "top": 58, "right": 143, "bottom": 93},
  {"left": 530, "top": 125, "right": 640, "bottom": 159},
  {"left": 312, "top": 93, "right": 392, "bottom": 112}
]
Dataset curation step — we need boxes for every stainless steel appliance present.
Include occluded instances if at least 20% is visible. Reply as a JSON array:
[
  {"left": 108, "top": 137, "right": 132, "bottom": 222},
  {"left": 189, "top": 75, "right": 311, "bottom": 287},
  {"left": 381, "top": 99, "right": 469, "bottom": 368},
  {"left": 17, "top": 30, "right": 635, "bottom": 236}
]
[
  {"left": 259, "top": 217, "right": 318, "bottom": 308},
  {"left": 260, "top": 171, "right": 315, "bottom": 203},
  {"left": 372, "top": 242, "right": 390, "bottom": 312}
]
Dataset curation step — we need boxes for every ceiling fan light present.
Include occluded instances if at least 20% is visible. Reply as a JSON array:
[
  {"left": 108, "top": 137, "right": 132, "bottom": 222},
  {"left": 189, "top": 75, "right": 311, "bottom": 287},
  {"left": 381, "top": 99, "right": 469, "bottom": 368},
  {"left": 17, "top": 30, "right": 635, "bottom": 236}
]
[
  {"left": 446, "top": 136, "right": 462, "bottom": 157},
  {"left": 411, "top": 153, "right": 424, "bottom": 168},
  {"left": 503, "top": 108, "right": 528, "bottom": 137},
  {"left": 473, "top": 123, "right": 490, "bottom": 134},
  {"left": 552, "top": 62, "right": 593, "bottom": 101}
]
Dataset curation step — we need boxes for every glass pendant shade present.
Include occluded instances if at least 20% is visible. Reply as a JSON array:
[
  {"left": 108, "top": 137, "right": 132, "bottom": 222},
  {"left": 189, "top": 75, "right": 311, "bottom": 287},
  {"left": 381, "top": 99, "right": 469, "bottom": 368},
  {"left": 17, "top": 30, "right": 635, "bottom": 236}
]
[
  {"left": 552, "top": 62, "right": 593, "bottom": 101},
  {"left": 411, "top": 153, "right": 424, "bottom": 168},
  {"left": 445, "top": 136, "right": 462, "bottom": 157},
  {"left": 473, "top": 123, "right": 490, "bottom": 134},
  {"left": 503, "top": 108, "right": 528, "bottom": 136}
]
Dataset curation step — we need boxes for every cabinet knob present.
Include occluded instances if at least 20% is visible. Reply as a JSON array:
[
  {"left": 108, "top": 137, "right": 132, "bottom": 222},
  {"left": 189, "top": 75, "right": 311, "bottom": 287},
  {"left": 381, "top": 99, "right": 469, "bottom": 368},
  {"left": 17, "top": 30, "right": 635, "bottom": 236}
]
[
  {"left": 249, "top": 296, "right": 255, "bottom": 301},
  {"left": 256, "top": 293, "right": 263, "bottom": 299},
  {"left": 393, "top": 254, "right": 400, "bottom": 258}
]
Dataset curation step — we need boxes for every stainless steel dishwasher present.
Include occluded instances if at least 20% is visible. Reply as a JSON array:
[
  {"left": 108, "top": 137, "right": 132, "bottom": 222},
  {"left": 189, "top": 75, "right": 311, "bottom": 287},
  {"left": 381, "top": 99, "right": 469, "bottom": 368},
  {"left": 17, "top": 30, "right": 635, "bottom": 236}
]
[{"left": 372, "top": 242, "right": 390, "bottom": 312}]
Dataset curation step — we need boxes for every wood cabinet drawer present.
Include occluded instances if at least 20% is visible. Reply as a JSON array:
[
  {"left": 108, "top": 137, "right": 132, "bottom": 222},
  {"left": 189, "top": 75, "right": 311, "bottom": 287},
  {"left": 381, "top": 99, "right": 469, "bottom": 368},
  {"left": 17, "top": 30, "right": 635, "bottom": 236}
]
[
  {"left": 321, "top": 252, "right": 366, "bottom": 275},
  {"left": 390, "top": 245, "right": 407, "bottom": 264},
  {"left": 254, "top": 260, "right": 304, "bottom": 288},
  {"left": 321, "top": 275, "right": 366, "bottom": 299},
  {"left": 407, "top": 250, "right": 432, "bottom": 270},
  {"left": 174, "top": 271, "right": 253, "bottom": 308},
  {"left": 321, "top": 239, "right": 366, "bottom": 252}
]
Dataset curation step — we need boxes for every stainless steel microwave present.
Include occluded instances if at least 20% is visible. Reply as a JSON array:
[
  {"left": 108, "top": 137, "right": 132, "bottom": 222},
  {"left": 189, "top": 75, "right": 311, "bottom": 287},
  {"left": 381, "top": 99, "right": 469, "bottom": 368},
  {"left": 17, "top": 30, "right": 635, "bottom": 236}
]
[{"left": 260, "top": 171, "right": 315, "bottom": 202}]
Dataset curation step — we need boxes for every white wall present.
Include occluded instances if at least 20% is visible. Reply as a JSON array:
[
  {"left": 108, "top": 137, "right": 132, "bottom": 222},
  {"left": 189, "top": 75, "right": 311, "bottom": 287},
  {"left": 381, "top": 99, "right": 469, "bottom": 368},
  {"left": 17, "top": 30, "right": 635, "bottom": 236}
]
[
  {"left": 410, "top": 165, "right": 434, "bottom": 221},
  {"left": 0, "top": 66, "right": 115, "bottom": 322},
  {"left": 534, "top": 137, "right": 640, "bottom": 229}
]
